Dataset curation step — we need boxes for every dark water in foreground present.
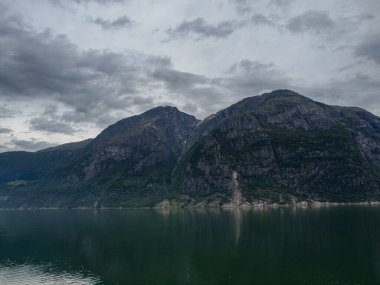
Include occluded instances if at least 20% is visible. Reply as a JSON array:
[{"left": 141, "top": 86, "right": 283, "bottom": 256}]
[{"left": 0, "top": 207, "right": 380, "bottom": 285}]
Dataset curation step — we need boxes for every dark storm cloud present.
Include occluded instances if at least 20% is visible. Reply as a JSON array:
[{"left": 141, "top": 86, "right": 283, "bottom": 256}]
[
  {"left": 0, "top": 128, "right": 12, "bottom": 134},
  {"left": 93, "top": 16, "right": 133, "bottom": 29},
  {"left": 167, "top": 18, "right": 236, "bottom": 40},
  {"left": 11, "top": 139, "right": 55, "bottom": 151},
  {"left": 355, "top": 36, "right": 380, "bottom": 64},
  {"left": 287, "top": 11, "right": 335, "bottom": 34}
]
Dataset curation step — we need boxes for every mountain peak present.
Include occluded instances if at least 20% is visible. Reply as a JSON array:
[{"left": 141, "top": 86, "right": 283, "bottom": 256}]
[
  {"left": 266, "top": 89, "right": 303, "bottom": 96},
  {"left": 207, "top": 89, "right": 316, "bottom": 121},
  {"left": 242, "top": 89, "right": 312, "bottom": 105},
  {"left": 143, "top": 105, "right": 179, "bottom": 114},
  {"left": 141, "top": 105, "right": 199, "bottom": 121},
  {"left": 89, "top": 103, "right": 198, "bottom": 150}
]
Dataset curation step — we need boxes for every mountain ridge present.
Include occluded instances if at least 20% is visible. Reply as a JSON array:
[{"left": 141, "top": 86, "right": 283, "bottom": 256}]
[{"left": 1, "top": 89, "right": 380, "bottom": 208}]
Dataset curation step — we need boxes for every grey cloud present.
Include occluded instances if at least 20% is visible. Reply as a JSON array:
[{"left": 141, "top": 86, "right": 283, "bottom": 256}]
[
  {"left": 251, "top": 14, "right": 273, "bottom": 26},
  {"left": 1, "top": 3, "right": 378, "bottom": 130},
  {"left": 1, "top": 11, "right": 293, "bottom": 124},
  {"left": 0, "top": 105, "right": 14, "bottom": 118},
  {"left": 29, "top": 117, "right": 77, "bottom": 135},
  {"left": 287, "top": 11, "right": 335, "bottom": 34},
  {"left": 270, "top": 0, "right": 293, "bottom": 7},
  {"left": 151, "top": 68, "right": 224, "bottom": 106},
  {"left": 147, "top": 58, "right": 298, "bottom": 117},
  {"left": 0, "top": 144, "right": 11, "bottom": 152},
  {"left": 0, "top": 13, "right": 174, "bottom": 127},
  {"left": 60, "top": 109, "right": 117, "bottom": 128},
  {"left": 28, "top": 106, "right": 77, "bottom": 135},
  {"left": 232, "top": 0, "right": 292, "bottom": 14},
  {"left": 225, "top": 60, "right": 293, "bottom": 94},
  {"left": 152, "top": 68, "right": 207, "bottom": 91},
  {"left": 231, "top": 0, "right": 252, "bottom": 14},
  {"left": 11, "top": 139, "right": 56, "bottom": 152},
  {"left": 167, "top": 18, "right": 236, "bottom": 40},
  {"left": 152, "top": 59, "right": 296, "bottom": 117},
  {"left": 298, "top": 73, "right": 380, "bottom": 115},
  {"left": 49, "top": 0, "right": 125, "bottom": 6},
  {"left": 93, "top": 16, "right": 133, "bottom": 29},
  {"left": 357, "top": 14, "right": 375, "bottom": 21},
  {"left": 225, "top": 61, "right": 380, "bottom": 117},
  {"left": 150, "top": 67, "right": 227, "bottom": 117},
  {"left": 71, "top": 0, "right": 124, "bottom": 3},
  {"left": 182, "top": 103, "right": 198, "bottom": 113},
  {"left": 202, "top": 59, "right": 379, "bottom": 118},
  {"left": 355, "top": 36, "right": 380, "bottom": 64},
  {"left": 0, "top": 128, "right": 12, "bottom": 134}
]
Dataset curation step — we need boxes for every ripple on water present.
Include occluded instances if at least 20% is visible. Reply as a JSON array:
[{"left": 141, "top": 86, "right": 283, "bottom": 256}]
[{"left": 0, "top": 261, "right": 101, "bottom": 285}]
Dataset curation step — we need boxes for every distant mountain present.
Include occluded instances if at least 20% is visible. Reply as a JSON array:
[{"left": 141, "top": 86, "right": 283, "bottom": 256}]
[
  {"left": 1, "top": 90, "right": 380, "bottom": 208},
  {"left": 37, "top": 139, "right": 93, "bottom": 153}
]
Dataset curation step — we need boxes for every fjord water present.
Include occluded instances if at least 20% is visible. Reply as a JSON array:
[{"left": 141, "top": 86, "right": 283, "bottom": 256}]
[{"left": 0, "top": 207, "right": 379, "bottom": 285}]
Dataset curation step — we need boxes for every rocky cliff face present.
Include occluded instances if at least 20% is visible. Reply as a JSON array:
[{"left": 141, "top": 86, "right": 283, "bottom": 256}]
[
  {"left": 76, "top": 106, "right": 198, "bottom": 181},
  {"left": 57, "top": 106, "right": 200, "bottom": 206},
  {"left": 174, "top": 90, "right": 380, "bottom": 204},
  {"left": 1, "top": 90, "right": 380, "bottom": 208}
]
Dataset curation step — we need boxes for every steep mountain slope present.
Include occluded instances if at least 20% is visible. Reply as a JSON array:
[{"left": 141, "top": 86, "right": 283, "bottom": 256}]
[
  {"left": 80, "top": 106, "right": 198, "bottom": 182},
  {"left": 1, "top": 90, "right": 380, "bottom": 208},
  {"left": 173, "top": 90, "right": 380, "bottom": 204},
  {"left": 0, "top": 106, "right": 199, "bottom": 208}
]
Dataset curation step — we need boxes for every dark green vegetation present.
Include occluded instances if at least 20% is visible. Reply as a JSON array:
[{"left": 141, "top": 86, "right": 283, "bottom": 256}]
[
  {"left": 1, "top": 207, "right": 380, "bottom": 284},
  {"left": 1, "top": 90, "right": 380, "bottom": 208}
]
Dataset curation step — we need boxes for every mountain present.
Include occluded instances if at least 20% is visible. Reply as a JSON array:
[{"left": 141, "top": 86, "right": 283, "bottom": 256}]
[
  {"left": 0, "top": 106, "right": 199, "bottom": 208},
  {"left": 173, "top": 90, "right": 380, "bottom": 205},
  {"left": 1, "top": 90, "right": 380, "bottom": 208}
]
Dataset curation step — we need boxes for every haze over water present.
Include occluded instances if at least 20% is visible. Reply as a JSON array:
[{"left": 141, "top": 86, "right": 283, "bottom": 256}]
[{"left": 0, "top": 206, "right": 379, "bottom": 285}]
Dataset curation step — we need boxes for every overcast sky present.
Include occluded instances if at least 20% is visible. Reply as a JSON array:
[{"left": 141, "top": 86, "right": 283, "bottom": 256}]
[{"left": 0, "top": 0, "right": 379, "bottom": 152}]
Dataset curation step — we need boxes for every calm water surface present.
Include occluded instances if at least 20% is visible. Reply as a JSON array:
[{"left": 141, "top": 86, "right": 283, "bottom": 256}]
[{"left": 0, "top": 206, "right": 379, "bottom": 285}]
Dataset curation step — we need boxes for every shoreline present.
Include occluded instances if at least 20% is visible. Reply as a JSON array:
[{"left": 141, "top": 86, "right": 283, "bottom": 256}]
[{"left": 0, "top": 201, "right": 380, "bottom": 210}]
